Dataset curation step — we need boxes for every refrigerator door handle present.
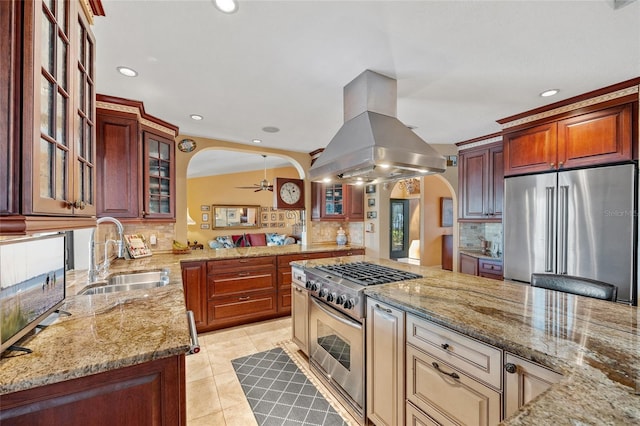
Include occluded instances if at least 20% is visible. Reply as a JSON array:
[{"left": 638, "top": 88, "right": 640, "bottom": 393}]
[
  {"left": 545, "top": 186, "right": 555, "bottom": 272},
  {"left": 558, "top": 185, "right": 569, "bottom": 275}
]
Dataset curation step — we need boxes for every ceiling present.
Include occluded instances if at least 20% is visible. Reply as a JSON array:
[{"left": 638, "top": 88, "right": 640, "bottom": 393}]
[{"left": 92, "top": 1, "right": 639, "bottom": 177}]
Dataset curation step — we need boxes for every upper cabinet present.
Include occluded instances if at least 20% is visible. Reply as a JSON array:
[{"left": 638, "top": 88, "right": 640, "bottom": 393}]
[
  {"left": 503, "top": 99, "right": 635, "bottom": 177},
  {"left": 0, "top": 0, "right": 104, "bottom": 235},
  {"left": 311, "top": 182, "right": 364, "bottom": 221},
  {"left": 96, "top": 95, "right": 178, "bottom": 221},
  {"left": 458, "top": 141, "right": 503, "bottom": 222}
]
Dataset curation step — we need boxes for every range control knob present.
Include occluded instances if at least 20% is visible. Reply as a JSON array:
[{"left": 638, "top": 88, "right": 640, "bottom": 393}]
[
  {"left": 344, "top": 298, "right": 356, "bottom": 309},
  {"left": 336, "top": 294, "right": 347, "bottom": 305},
  {"left": 327, "top": 292, "right": 337, "bottom": 302},
  {"left": 306, "top": 280, "right": 313, "bottom": 289},
  {"left": 310, "top": 282, "right": 319, "bottom": 291},
  {"left": 319, "top": 288, "right": 329, "bottom": 298}
]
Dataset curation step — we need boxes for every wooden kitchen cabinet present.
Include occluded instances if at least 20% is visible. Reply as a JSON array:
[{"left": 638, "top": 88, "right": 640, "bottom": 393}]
[
  {"left": 504, "top": 353, "right": 562, "bottom": 420},
  {"left": 366, "top": 299, "right": 405, "bottom": 426},
  {"left": 406, "top": 314, "right": 502, "bottom": 426},
  {"left": 504, "top": 102, "right": 633, "bottom": 176},
  {"left": 458, "top": 142, "right": 503, "bottom": 221},
  {"left": 311, "top": 182, "right": 365, "bottom": 221},
  {"left": 479, "top": 258, "right": 503, "bottom": 280},
  {"left": 1, "top": 354, "right": 185, "bottom": 426},
  {"left": 181, "top": 261, "right": 207, "bottom": 329},
  {"left": 459, "top": 253, "right": 479, "bottom": 276},
  {"left": 291, "top": 268, "right": 309, "bottom": 355},
  {"left": 1, "top": 0, "right": 103, "bottom": 234},
  {"left": 96, "top": 95, "right": 178, "bottom": 221}
]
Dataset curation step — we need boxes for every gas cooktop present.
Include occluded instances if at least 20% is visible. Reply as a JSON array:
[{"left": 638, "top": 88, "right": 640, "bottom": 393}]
[{"left": 315, "top": 262, "right": 422, "bottom": 286}]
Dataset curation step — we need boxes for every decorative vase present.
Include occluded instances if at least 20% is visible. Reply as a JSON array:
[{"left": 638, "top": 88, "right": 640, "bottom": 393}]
[{"left": 336, "top": 227, "right": 347, "bottom": 245}]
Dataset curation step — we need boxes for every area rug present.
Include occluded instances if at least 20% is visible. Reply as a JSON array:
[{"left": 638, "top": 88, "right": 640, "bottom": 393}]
[{"left": 232, "top": 346, "right": 348, "bottom": 426}]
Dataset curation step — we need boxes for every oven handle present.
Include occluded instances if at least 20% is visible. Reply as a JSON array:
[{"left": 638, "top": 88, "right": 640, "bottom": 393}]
[{"left": 310, "top": 296, "right": 362, "bottom": 329}]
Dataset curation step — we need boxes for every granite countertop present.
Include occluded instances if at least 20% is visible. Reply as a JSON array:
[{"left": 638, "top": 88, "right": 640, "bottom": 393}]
[
  {"left": 459, "top": 249, "right": 503, "bottom": 261},
  {"left": 293, "top": 257, "right": 640, "bottom": 425},
  {"left": 0, "top": 244, "right": 361, "bottom": 395}
]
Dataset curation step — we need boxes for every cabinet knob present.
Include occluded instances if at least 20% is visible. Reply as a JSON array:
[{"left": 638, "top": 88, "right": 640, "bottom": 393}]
[
  {"left": 550, "top": 162, "right": 555, "bottom": 168},
  {"left": 558, "top": 161, "right": 564, "bottom": 167},
  {"left": 441, "top": 343, "right": 450, "bottom": 350},
  {"left": 66, "top": 200, "right": 86, "bottom": 210},
  {"left": 505, "top": 363, "right": 517, "bottom": 374}
]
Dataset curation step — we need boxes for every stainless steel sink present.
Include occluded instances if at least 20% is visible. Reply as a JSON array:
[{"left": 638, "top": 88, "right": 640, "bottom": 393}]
[{"left": 80, "top": 269, "right": 170, "bottom": 295}]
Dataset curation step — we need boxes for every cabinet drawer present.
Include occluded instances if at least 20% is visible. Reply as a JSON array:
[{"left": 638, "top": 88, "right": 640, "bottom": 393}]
[
  {"left": 478, "top": 260, "right": 502, "bottom": 275},
  {"left": 208, "top": 292, "right": 277, "bottom": 323},
  {"left": 406, "top": 345, "right": 501, "bottom": 426},
  {"left": 208, "top": 256, "right": 275, "bottom": 274},
  {"left": 407, "top": 314, "right": 502, "bottom": 389},
  {"left": 406, "top": 401, "right": 447, "bottom": 426},
  {"left": 333, "top": 249, "right": 365, "bottom": 257},
  {"left": 277, "top": 251, "right": 333, "bottom": 267},
  {"left": 208, "top": 271, "right": 276, "bottom": 298}
]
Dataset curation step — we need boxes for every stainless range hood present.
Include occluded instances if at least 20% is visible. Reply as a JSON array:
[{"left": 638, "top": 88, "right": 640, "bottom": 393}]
[{"left": 309, "top": 70, "right": 446, "bottom": 184}]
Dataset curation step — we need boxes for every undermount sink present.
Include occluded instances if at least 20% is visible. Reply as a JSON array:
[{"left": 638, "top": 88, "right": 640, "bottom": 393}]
[{"left": 80, "top": 269, "right": 170, "bottom": 295}]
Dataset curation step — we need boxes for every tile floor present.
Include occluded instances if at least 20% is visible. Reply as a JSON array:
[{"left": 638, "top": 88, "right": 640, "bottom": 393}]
[{"left": 185, "top": 317, "right": 358, "bottom": 426}]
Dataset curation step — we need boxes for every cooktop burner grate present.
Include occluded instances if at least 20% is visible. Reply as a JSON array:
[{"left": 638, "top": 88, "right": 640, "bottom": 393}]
[{"left": 315, "top": 262, "right": 422, "bottom": 286}]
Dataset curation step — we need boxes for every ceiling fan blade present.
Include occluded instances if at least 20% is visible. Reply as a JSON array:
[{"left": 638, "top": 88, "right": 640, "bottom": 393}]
[{"left": 235, "top": 186, "right": 260, "bottom": 189}]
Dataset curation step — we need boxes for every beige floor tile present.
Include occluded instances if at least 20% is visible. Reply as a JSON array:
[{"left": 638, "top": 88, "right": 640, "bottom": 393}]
[
  {"left": 187, "top": 411, "right": 226, "bottom": 426},
  {"left": 185, "top": 351, "right": 213, "bottom": 383},
  {"left": 215, "top": 371, "right": 252, "bottom": 410},
  {"left": 186, "top": 376, "right": 222, "bottom": 421},
  {"left": 221, "top": 400, "right": 258, "bottom": 426}
]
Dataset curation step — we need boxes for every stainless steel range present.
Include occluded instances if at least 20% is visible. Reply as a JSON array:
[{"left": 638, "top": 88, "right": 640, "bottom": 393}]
[{"left": 303, "top": 261, "right": 422, "bottom": 424}]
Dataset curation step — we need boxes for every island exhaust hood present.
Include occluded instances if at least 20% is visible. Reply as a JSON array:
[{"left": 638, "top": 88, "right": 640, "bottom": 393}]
[{"left": 309, "top": 70, "right": 446, "bottom": 184}]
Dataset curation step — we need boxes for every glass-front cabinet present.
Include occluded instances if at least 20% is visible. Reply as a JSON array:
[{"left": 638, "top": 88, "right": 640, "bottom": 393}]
[
  {"left": 311, "top": 183, "right": 364, "bottom": 222},
  {"left": 323, "top": 184, "right": 344, "bottom": 216},
  {"left": 143, "top": 132, "right": 174, "bottom": 218},
  {"left": 28, "top": 0, "right": 96, "bottom": 217}
]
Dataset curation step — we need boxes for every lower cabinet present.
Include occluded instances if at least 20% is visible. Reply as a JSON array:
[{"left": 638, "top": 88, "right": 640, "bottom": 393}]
[
  {"left": 291, "top": 268, "right": 309, "bottom": 355},
  {"left": 181, "top": 261, "right": 207, "bottom": 330},
  {"left": 1, "top": 355, "right": 185, "bottom": 425},
  {"left": 503, "top": 353, "right": 562, "bottom": 420},
  {"left": 459, "top": 253, "right": 479, "bottom": 276},
  {"left": 459, "top": 254, "right": 503, "bottom": 281},
  {"left": 366, "top": 299, "right": 405, "bottom": 426}
]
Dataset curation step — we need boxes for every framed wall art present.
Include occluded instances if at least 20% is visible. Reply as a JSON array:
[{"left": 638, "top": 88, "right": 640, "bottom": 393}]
[
  {"left": 365, "top": 184, "right": 376, "bottom": 194},
  {"left": 441, "top": 197, "right": 453, "bottom": 227}
]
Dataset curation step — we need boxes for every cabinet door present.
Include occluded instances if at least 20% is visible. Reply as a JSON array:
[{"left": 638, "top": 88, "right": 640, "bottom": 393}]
[
  {"left": 96, "top": 111, "right": 140, "bottom": 217},
  {"left": 0, "top": 0, "right": 19, "bottom": 215},
  {"left": 459, "top": 253, "right": 478, "bottom": 276},
  {"left": 291, "top": 282, "right": 309, "bottom": 355},
  {"left": 488, "top": 145, "right": 504, "bottom": 219},
  {"left": 181, "top": 261, "right": 207, "bottom": 330},
  {"left": 557, "top": 103, "right": 632, "bottom": 169},
  {"left": 504, "top": 353, "right": 562, "bottom": 419},
  {"left": 504, "top": 122, "right": 557, "bottom": 176},
  {"left": 346, "top": 184, "right": 365, "bottom": 220},
  {"left": 142, "top": 131, "right": 175, "bottom": 219},
  {"left": 459, "top": 149, "right": 488, "bottom": 219},
  {"left": 366, "top": 299, "right": 405, "bottom": 426},
  {"left": 406, "top": 345, "right": 501, "bottom": 426}
]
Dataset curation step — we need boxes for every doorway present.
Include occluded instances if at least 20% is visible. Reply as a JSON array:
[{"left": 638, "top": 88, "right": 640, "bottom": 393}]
[{"left": 390, "top": 199, "right": 410, "bottom": 259}]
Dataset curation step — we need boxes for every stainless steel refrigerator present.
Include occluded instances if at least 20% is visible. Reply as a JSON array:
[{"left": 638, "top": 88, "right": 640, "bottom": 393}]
[{"left": 503, "top": 163, "right": 637, "bottom": 304}]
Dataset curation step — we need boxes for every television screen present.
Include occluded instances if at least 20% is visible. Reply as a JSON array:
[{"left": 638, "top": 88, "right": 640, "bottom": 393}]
[{"left": 1, "top": 233, "right": 66, "bottom": 354}]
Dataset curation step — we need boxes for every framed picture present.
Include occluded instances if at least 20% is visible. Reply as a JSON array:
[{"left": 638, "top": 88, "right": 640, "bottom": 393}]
[
  {"left": 278, "top": 222, "right": 285, "bottom": 228},
  {"left": 271, "top": 213, "right": 277, "bottom": 221},
  {"left": 278, "top": 212, "right": 285, "bottom": 221},
  {"left": 446, "top": 155, "right": 458, "bottom": 167},
  {"left": 365, "top": 184, "right": 376, "bottom": 194},
  {"left": 261, "top": 212, "right": 269, "bottom": 222},
  {"left": 367, "top": 211, "right": 377, "bottom": 219},
  {"left": 200, "top": 223, "right": 210, "bottom": 230},
  {"left": 201, "top": 213, "right": 209, "bottom": 222},
  {"left": 367, "top": 198, "right": 375, "bottom": 207},
  {"left": 262, "top": 222, "right": 269, "bottom": 228},
  {"left": 441, "top": 197, "right": 453, "bottom": 227},
  {"left": 201, "top": 205, "right": 210, "bottom": 211},
  {"left": 261, "top": 206, "right": 269, "bottom": 212}
]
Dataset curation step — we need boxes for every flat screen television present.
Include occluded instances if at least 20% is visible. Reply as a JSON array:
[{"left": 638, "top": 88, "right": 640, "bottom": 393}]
[{"left": 1, "top": 233, "right": 66, "bottom": 354}]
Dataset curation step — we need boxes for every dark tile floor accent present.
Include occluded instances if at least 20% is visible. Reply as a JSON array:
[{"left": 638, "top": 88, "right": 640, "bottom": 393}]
[{"left": 232, "top": 347, "right": 347, "bottom": 426}]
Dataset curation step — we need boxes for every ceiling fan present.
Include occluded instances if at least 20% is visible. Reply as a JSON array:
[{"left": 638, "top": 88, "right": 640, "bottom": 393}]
[{"left": 235, "top": 154, "right": 274, "bottom": 192}]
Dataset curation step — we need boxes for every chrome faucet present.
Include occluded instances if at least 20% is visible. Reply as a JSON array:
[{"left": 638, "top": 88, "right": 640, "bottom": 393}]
[{"left": 88, "top": 217, "right": 125, "bottom": 282}]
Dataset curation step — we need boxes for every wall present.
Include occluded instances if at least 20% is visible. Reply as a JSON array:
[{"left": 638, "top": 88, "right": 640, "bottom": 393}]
[{"left": 186, "top": 166, "right": 301, "bottom": 245}]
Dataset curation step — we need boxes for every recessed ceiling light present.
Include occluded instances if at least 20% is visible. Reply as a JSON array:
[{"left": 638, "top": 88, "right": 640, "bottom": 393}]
[
  {"left": 322, "top": 177, "right": 332, "bottom": 183},
  {"left": 190, "top": 114, "right": 203, "bottom": 121},
  {"left": 213, "top": 0, "right": 238, "bottom": 13},
  {"left": 116, "top": 66, "right": 138, "bottom": 77},
  {"left": 252, "top": 139, "right": 262, "bottom": 144},
  {"left": 540, "top": 89, "right": 559, "bottom": 97},
  {"left": 262, "top": 126, "right": 280, "bottom": 133}
]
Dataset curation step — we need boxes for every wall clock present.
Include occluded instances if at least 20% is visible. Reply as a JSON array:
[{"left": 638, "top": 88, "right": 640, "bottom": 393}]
[
  {"left": 177, "top": 138, "right": 196, "bottom": 153},
  {"left": 274, "top": 177, "right": 305, "bottom": 209}
]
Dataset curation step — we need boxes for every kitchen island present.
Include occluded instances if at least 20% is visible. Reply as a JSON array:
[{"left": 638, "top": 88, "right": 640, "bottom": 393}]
[{"left": 293, "top": 256, "right": 640, "bottom": 425}]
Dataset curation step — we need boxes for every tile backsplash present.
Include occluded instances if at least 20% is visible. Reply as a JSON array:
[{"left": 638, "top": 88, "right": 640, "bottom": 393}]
[
  {"left": 310, "top": 222, "right": 364, "bottom": 245},
  {"left": 459, "top": 222, "right": 503, "bottom": 254}
]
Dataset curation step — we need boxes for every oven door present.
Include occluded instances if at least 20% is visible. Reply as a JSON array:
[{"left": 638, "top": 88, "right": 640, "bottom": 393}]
[{"left": 309, "top": 296, "right": 364, "bottom": 416}]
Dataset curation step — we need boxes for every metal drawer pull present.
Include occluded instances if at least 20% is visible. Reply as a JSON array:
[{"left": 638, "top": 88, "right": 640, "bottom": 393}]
[
  {"left": 238, "top": 296, "right": 250, "bottom": 301},
  {"left": 441, "top": 343, "right": 450, "bottom": 350},
  {"left": 239, "top": 259, "right": 249, "bottom": 263},
  {"left": 432, "top": 362, "right": 460, "bottom": 379},
  {"left": 375, "top": 303, "right": 392, "bottom": 313},
  {"left": 238, "top": 272, "right": 250, "bottom": 276}
]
